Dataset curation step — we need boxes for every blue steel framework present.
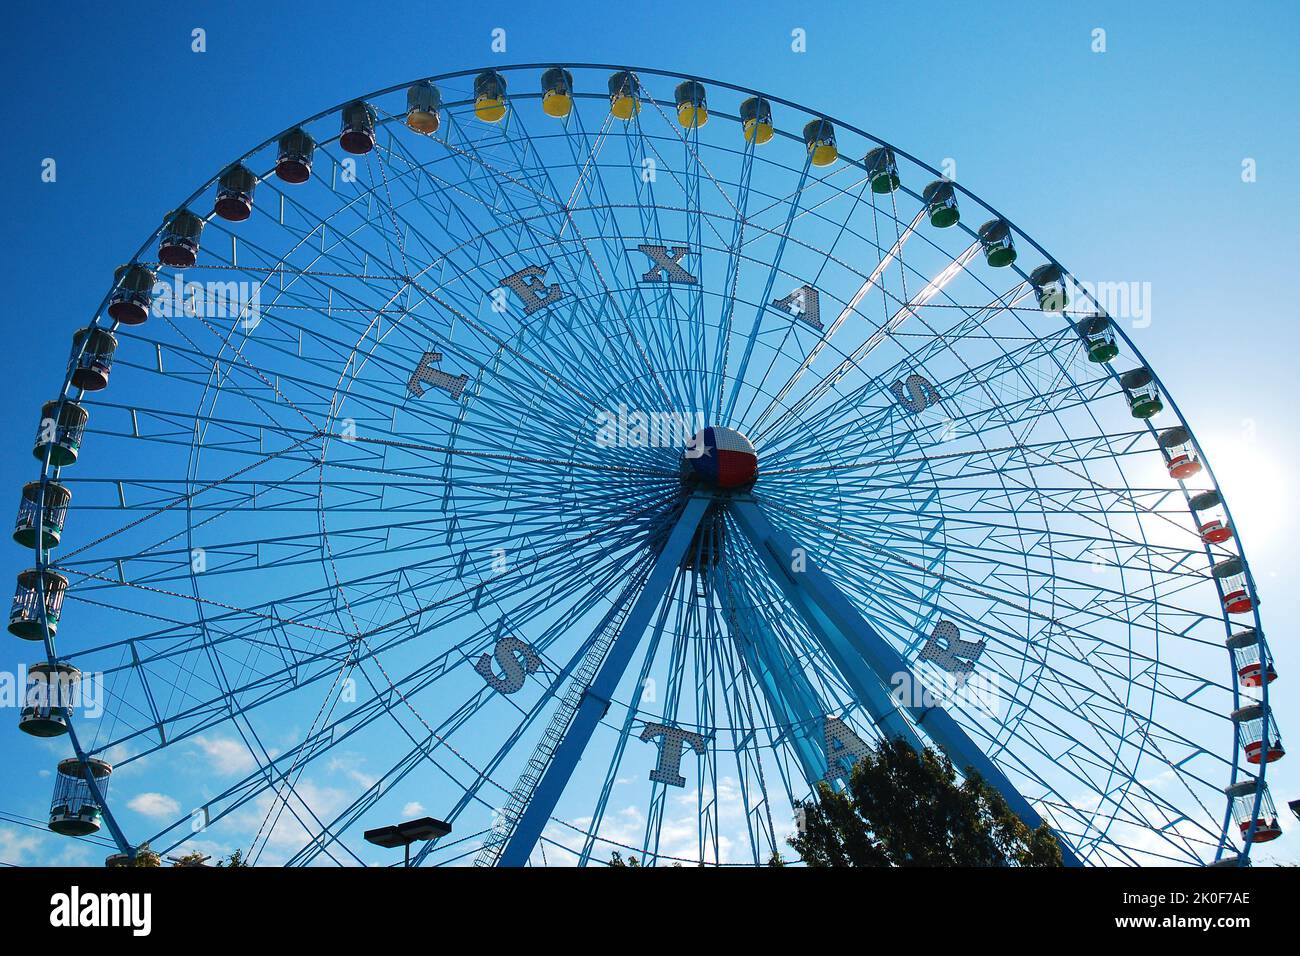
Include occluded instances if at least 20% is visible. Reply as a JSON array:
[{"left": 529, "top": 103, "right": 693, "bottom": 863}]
[{"left": 15, "top": 64, "right": 1278, "bottom": 867}]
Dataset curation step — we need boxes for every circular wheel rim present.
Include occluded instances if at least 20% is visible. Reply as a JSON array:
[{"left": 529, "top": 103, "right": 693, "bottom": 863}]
[{"left": 19, "top": 64, "right": 1275, "bottom": 867}]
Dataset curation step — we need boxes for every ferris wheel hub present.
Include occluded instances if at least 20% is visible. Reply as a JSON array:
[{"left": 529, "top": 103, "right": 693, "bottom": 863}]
[{"left": 682, "top": 426, "right": 758, "bottom": 490}]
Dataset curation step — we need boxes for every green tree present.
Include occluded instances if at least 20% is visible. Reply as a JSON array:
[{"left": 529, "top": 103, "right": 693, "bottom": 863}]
[
  {"left": 789, "top": 737, "right": 1062, "bottom": 867},
  {"left": 215, "top": 848, "right": 250, "bottom": 868},
  {"left": 170, "top": 851, "right": 209, "bottom": 867},
  {"left": 106, "top": 843, "right": 162, "bottom": 867},
  {"left": 607, "top": 852, "right": 684, "bottom": 867}
]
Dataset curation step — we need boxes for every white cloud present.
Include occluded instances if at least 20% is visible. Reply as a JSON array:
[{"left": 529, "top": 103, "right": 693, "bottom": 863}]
[
  {"left": 401, "top": 802, "right": 425, "bottom": 817},
  {"left": 326, "top": 753, "right": 376, "bottom": 789},
  {"left": 128, "top": 792, "right": 181, "bottom": 818},
  {"left": 220, "top": 779, "right": 352, "bottom": 864},
  {"left": 0, "top": 824, "right": 97, "bottom": 867},
  {"left": 0, "top": 826, "right": 42, "bottom": 864},
  {"left": 193, "top": 736, "right": 257, "bottom": 776}
]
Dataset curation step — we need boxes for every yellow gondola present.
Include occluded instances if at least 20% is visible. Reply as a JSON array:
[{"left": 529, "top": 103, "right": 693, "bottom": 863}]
[
  {"left": 474, "top": 71, "right": 508, "bottom": 123},
  {"left": 608, "top": 71, "right": 641, "bottom": 120},
  {"left": 804, "top": 119, "right": 837, "bottom": 167},
  {"left": 541, "top": 67, "right": 574, "bottom": 118},
  {"left": 675, "top": 80, "right": 708, "bottom": 128},
  {"left": 739, "top": 97, "right": 774, "bottom": 145},
  {"left": 406, "top": 81, "right": 442, "bottom": 134}
]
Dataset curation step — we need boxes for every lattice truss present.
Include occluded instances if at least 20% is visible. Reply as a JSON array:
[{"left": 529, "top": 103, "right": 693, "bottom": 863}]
[{"left": 22, "top": 67, "right": 1269, "bottom": 868}]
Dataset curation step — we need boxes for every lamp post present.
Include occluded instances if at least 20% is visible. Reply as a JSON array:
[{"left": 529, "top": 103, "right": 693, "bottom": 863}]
[{"left": 363, "top": 816, "right": 452, "bottom": 867}]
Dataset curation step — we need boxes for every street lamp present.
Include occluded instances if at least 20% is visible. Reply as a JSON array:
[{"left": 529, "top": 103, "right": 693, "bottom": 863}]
[{"left": 363, "top": 816, "right": 451, "bottom": 867}]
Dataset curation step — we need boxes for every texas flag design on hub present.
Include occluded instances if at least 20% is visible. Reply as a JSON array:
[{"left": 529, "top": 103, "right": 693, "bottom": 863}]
[{"left": 686, "top": 426, "right": 758, "bottom": 489}]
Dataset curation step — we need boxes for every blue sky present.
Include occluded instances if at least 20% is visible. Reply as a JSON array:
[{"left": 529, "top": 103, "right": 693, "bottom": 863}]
[{"left": 0, "top": 1, "right": 1296, "bottom": 865}]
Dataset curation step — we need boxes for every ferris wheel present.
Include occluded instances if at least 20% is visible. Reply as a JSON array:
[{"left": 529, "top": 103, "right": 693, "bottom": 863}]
[{"left": 10, "top": 64, "right": 1284, "bottom": 866}]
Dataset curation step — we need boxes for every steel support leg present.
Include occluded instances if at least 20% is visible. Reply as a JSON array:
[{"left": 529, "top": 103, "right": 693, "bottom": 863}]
[
  {"left": 729, "top": 499, "right": 923, "bottom": 749},
  {"left": 498, "top": 494, "right": 713, "bottom": 867},
  {"left": 725, "top": 596, "right": 829, "bottom": 787},
  {"left": 729, "top": 496, "right": 1083, "bottom": 866}
]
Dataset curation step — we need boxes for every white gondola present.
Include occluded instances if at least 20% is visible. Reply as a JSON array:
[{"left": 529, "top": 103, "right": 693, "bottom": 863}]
[
  {"left": 1212, "top": 557, "right": 1254, "bottom": 615},
  {"left": 1225, "top": 779, "right": 1282, "bottom": 843},
  {"left": 33, "top": 399, "right": 88, "bottom": 467},
  {"left": 49, "top": 757, "right": 112, "bottom": 836},
  {"left": 1158, "top": 425, "right": 1201, "bottom": 480},
  {"left": 13, "top": 481, "right": 71, "bottom": 549},
  {"left": 1226, "top": 627, "right": 1275, "bottom": 687},
  {"left": 20, "top": 662, "right": 80, "bottom": 737},
  {"left": 1190, "top": 490, "right": 1233, "bottom": 544},
  {"left": 1231, "top": 702, "right": 1284, "bottom": 764},
  {"left": 8, "top": 568, "right": 68, "bottom": 640}
]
